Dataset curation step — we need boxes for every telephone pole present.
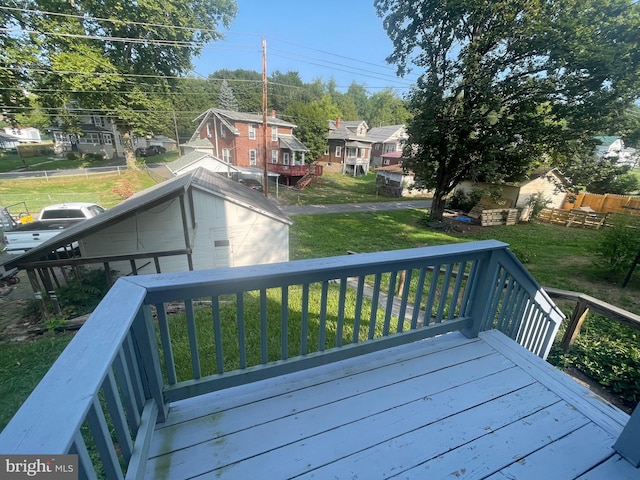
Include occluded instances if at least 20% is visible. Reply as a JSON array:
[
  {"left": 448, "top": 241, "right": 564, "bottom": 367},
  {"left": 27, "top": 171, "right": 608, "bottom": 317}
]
[{"left": 262, "top": 38, "right": 269, "bottom": 198}]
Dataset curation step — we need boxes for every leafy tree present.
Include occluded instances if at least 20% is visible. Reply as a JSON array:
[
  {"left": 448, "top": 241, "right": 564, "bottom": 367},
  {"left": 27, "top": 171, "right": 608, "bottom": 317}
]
[
  {"left": 346, "top": 82, "right": 371, "bottom": 122},
  {"left": 210, "top": 69, "right": 262, "bottom": 112},
  {"left": 11, "top": 0, "right": 237, "bottom": 168},
  {"left": 560, "top": 156, "right": 639, "bottom": 194},
  {"left": 375, "top": 0, "right": 640, "bottom": 220},
  {"left": 284, "top": 101, "right": 328, "bottom": 162},
  {"left": 218, "top": 79, "right": 239, "bottom": 111},
  {"left": 368, "top": 88, "right": 410, "bottom": 127}
]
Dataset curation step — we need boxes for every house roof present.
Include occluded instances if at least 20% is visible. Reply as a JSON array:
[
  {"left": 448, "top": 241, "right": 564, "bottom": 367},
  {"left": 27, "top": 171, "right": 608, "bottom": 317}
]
[
  {"left": 2, "top": 168, "right": 291, "bottom": 269},
  {"left": 376, "top": 164, "right": 405, "bottom": 173},
  {"left": 47, "top": 124, "right": 113, "bottom": 134},
  {"left": 366, "top": 125, "right": 406, "bottom": 143},
  {"left": 152, "top": 135, "right": 177, "bottom": 144},
  {"left": 327, "top": 120, "right": 373, "bottom": 142},
  {"left": 595, "top": 136, "right": 620, "bottom": 147},
  {"left": 165, "top": 151, "right": 242, "bottom": 175},
  {"left": 180, "top": 138, "right": 214, "bottom": 148},
  {"left": 279, "top": 134, "right": 309, "bottom": 152}
]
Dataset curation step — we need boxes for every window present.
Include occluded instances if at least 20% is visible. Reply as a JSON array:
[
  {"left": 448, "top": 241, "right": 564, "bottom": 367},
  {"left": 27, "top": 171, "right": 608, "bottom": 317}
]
[
  {"left": 249, "top": 124, "right": 257, "bottom": 140},
  {"left": 383, "top": 159, "right": 390, "bottom": 165},
  {"left": 249, "top": 149, "right": 257, "bottom": 165},
  {"left": 335, "top": 146, "right": 342, "bottom": 157},
  {"left": 272, "top": 150, "right": 278, "bottom": 164},
  {"left": 220, "top": 122, "right": 226, "bottom": 138},
  {"left": 90, "top": 115, "right": 104, "bottom": 127},
  {"left": 79, "top": 133, "right": 101, "bottom": 144},
  {"left": 271, "top": 127, "right": 278, "bottom": 142},
  {"left": 283, "top": 152, "right": 290, "bottom": 165},
  {"left": 103, "top": 134, "right": 113, "bottom": 145},
  {"left": 375, "top": 144, "right": 381, "bottom": 151},
  {"left": 222, "top": 148, "right": 231, "bottom": 163},
  {"left": 54, "top": 132, "right": 70, "bottom": 143},
  {"left": 324, "top": 147, "right": 329, "bottom": 156},
  {"left": 384, "top": 144, "right": 396, "bottom": 153}
]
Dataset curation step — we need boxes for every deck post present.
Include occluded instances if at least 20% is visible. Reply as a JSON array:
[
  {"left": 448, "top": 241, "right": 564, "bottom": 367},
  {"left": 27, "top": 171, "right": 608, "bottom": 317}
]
[
  {"left": 462, "top": 249, "right": 502, "bottom": 339},
  {"left": 614, "top": 402, "right": 640, "bottom": 467}
]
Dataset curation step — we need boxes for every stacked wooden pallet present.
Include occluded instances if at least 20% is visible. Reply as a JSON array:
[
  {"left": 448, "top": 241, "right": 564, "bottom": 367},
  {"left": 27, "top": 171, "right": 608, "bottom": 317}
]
[
  {"left": 468, "top": 206, "right": 519, "bottom": 226},
  {"left": 538, "top": 208, "right": 609, "bottom": 229}
]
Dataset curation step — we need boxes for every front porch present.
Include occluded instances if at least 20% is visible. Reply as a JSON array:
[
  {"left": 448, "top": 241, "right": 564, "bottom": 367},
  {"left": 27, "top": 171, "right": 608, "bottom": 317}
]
[{"left": 2, "top": 240, "right": 639, "bottom": 479}]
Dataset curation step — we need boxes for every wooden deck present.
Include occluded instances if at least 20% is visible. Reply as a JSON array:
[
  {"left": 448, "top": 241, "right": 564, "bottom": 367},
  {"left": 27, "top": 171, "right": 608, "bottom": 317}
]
[{"left": 146, "top": 330, "right": 637, "bottom": 480}]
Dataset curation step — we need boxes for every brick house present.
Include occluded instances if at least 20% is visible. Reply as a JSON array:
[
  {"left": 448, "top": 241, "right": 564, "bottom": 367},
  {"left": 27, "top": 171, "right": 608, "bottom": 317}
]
[
  {"left": 189, "top": 109, "right": 315, "bottom": 186},
  {"left": 367, "top": 125, "right": 407, "bottom": 167}
]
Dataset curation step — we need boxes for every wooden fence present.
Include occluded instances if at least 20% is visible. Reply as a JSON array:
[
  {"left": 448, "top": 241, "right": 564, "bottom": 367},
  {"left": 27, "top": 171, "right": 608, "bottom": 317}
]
[{"left": 563, "top": 192, "right": 640, "bottom": 215}]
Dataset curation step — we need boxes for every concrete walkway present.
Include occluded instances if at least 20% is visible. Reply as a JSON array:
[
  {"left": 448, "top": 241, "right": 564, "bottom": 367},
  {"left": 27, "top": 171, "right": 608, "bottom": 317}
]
[{"left": 279, "top": 200, "right": 432, "bottom": 216}]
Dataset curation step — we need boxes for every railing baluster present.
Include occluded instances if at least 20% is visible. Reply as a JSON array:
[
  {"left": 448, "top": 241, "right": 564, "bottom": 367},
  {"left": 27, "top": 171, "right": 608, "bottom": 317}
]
[
  {"left": 122, "top": 335, "right": 145, "bottom": 414},
  {"left": 113, "top": 347, "right": 141, "bottom": 432},
  {"left": 383, "top": 272, "right": 397, "bottom": 336},
  {"left": 71, "top": 432, "right": 98, "bottom": 480},
  {"left": 423, "top": 263, "right": 442, "bottom": 327},
  {"left": 396, "top": 268, "right": 413, "bottom": 332},
  {"left": 237, "top": 293, "right": 246, "bottom": 368},
  {"left": 336, "top": 279, "right": 347, "bottom": 347},
  {"left": 185, "top": 299, "right": 201, "bottom": 379},
  {"left": 155, "top": 303, "right": 177, "bottom": 385},
  {"left": 319, "top": 281, "right": 329, "bottom": 351},
  {"left": 497, "top": 276, "right": 517, "bottom": 331},
  {"left": 353, "top": 277, "right": 365, "bottom": 343},
  {"left": 411, "top": 267, "right": 427, "bottom": 329},
  {"left": 436, "top": 263, "right": 454, "bottom": 323},
  {"left": 448, "top": 261, "right": 467, "bottom": 320},
  {"left": 508, "top": 288, "right": 527, "bottom": 338},
  {"left": 301, "top": 284, "right": 310, "bottom": 354},
  {"left": 484, "top": 268, "right": 509, "bottom": 331},
  {"left": 368, "top": 273, "right": 382, "bottom": 339},
  {"left": 211, "top": 297, "right": 224, "bottom": 374},
  {"left": 281, "top": 287, "right": 289, "bottom": 359},
  {"left": 102, "top": 369, "right": 133, "bottom": 462},
  {"left": 260, "top": 289, "right": 268, "bottom": 364},
  {"left": 86, "top": 397, "right": 124, "bottom": 480}
]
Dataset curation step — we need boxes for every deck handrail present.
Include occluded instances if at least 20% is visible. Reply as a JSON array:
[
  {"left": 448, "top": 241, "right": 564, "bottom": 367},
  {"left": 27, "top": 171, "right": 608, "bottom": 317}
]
[{"left": 0, "top": 240, "right": 565, "bottom": 479}]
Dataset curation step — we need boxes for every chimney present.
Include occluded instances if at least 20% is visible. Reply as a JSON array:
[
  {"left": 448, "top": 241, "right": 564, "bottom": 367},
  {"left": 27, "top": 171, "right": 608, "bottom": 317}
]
[
  {"left": 336, "top": 117, "right": 341, "bottom": 128},
  {"left": 271, "top": 109, "right": 276, "bottom": 118}
]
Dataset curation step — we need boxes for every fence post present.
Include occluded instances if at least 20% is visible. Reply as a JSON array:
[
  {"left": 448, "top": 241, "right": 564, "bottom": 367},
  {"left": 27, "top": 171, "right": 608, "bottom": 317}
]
[{"left": 560, "top": 298, "right": 589, "bottom": 352}]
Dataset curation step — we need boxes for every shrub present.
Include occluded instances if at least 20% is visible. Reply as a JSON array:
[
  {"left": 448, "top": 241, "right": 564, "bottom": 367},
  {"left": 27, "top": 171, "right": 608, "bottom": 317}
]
[
  {"left": 593, "top": 214, "right": 640, "bottom": 279},
  {"left": 55, "top": 268, "right": 114, "bottom": 318},
  {"left": 66, "top": 152, "right": 80, "bottom": 161},
  {"left": 525, "top": 192, "right": 552, "bottom": 221}
]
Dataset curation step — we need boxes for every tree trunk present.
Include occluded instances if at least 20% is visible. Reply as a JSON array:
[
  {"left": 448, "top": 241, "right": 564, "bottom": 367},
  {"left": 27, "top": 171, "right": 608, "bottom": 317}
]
[
  {"left": 430, "top": 191, "right": 448, "bottom": 221},
  {"left": 121, "top": 130, "right": 138, "bottom": 170}
]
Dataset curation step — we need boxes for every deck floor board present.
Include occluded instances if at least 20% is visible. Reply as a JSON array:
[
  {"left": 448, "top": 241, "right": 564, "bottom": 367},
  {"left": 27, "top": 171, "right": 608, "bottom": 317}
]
[{"left": 145, "top": 330, "right": 638, "bottom": 480}]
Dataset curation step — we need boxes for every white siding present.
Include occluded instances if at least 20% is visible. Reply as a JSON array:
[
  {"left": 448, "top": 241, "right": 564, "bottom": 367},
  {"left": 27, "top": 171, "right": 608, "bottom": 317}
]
[{"left": 78, "top": 189, "right": 289, "bottom": 276}]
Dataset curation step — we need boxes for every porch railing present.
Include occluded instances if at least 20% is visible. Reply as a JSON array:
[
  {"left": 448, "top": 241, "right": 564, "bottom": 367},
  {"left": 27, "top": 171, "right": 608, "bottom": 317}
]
[{"left": 0, "top": 240, "right": 565, "bottom": 479}]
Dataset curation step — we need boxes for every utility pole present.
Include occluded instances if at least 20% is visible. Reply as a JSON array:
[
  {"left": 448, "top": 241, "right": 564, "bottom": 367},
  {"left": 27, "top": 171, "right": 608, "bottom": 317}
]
[
  {"left": 173, "top": 111, "right": 180, "bottom": 152},
  {"left": 262, "top": 38, "right": 269, "bottom": 197}
]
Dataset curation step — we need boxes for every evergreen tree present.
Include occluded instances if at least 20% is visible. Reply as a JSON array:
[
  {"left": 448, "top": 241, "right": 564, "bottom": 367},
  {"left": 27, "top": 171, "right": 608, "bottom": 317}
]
[{"left": 218, "top": 79, "right": 239, "bottom": 111}]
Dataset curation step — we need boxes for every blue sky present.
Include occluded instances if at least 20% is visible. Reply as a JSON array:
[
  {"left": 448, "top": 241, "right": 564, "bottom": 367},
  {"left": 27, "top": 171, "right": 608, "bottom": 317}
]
[{"left": 191, "top": 0, "right": 419, "bottom": 94}]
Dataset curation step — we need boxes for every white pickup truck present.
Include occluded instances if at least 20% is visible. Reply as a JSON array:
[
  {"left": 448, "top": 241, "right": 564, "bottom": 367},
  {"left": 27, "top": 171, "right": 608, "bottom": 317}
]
[{"left": 2, "top": 203, "right": 105, "bottom": 254}]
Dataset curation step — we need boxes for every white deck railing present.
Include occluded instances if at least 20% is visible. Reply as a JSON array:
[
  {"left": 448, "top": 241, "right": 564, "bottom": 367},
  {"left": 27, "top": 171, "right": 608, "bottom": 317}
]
[{"left": 0, "top": 240, "right": 565, "bottom": 479}]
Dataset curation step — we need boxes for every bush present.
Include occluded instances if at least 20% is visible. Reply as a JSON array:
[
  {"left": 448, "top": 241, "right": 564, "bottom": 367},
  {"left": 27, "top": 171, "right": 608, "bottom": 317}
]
[
  {"left": 525, "top": 192, "right": 552, "bottom": 221},
  {"left": 593, "top": 214, "right": 640, "bottom": 279},
  {"left": 55, "top": 268, "right": 114, "bottom": 318},
  {"left": 66, "top": 152, "right": 80, "bottom": 161}
]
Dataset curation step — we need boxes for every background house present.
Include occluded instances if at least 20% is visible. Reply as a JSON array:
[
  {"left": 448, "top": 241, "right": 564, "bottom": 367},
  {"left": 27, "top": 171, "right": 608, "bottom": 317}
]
[
  {"left": 1, "top": 127, "right": 41, "bottom": 145},
  {"left": 367, "top": 125, "right": 407, "bottom": 167},
  {"left": 319, "top": 118, "right": 373, "bottom": 176},
  {"left": 455, "top": 168, "right": 568, "bottom": 221},
  {"left": 375, "top": 164, "right": 430, "bottom": 197},
  {"left": 3, "top": 168, "right": 292, "bottom": 284},
  {"left": 48, "top": 113, "right": 120, "bottom": 158},
  {"left": 595, "top": 136, "right": 638, "bottom": 168}
]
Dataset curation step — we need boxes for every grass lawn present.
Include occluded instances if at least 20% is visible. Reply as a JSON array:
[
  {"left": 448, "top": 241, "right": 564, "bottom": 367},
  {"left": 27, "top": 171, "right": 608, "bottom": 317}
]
[
  {"left": 273, "top": 171, "right": 432, "bottom": 205},
  {"left": 0, "top": 170, "right": 158, "bottom": 213}
]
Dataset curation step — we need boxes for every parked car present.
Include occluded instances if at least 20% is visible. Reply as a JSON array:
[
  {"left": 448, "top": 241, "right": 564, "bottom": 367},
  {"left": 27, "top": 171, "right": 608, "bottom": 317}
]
[
  {"left": 238, "top": 178, "right": 264, "bottom": 192},
  {"left": 135, "top": 145, "right": 166, "bottom": 157}
]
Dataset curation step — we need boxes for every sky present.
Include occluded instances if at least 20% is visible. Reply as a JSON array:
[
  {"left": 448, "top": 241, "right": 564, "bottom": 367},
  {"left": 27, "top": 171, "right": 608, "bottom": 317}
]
[{"left": 191, "top": 0, "right": 420, "bottom": 94}]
